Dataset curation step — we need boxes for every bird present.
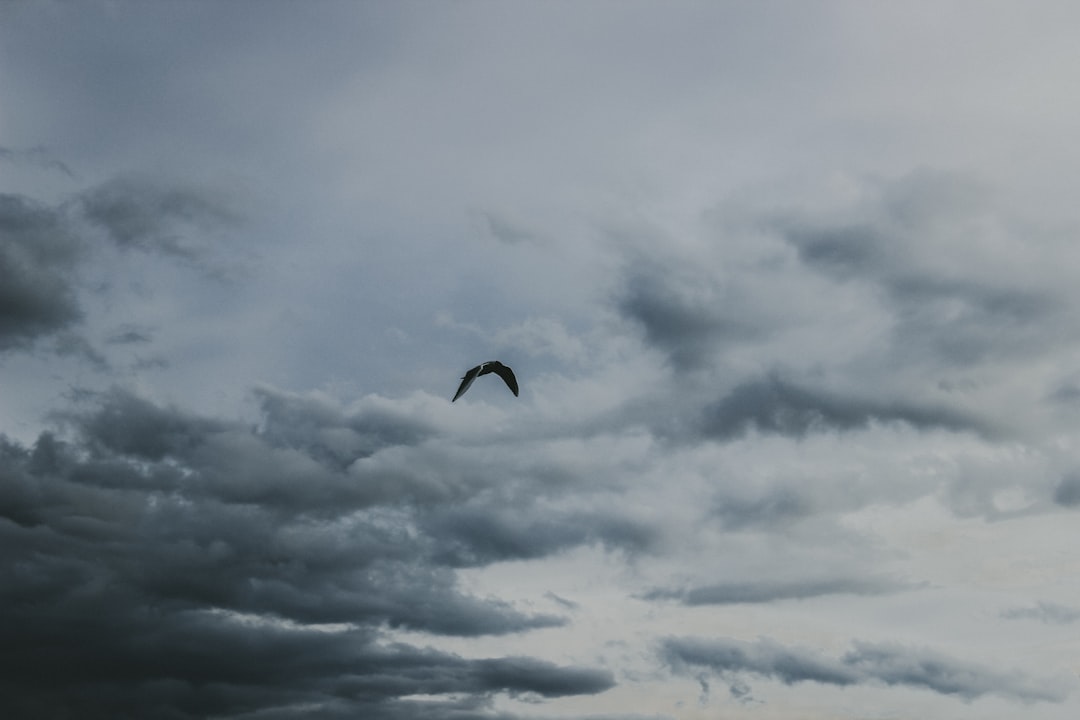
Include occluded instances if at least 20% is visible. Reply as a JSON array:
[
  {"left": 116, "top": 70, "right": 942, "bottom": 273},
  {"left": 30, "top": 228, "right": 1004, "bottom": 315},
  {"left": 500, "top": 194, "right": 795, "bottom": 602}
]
[{"left": 452, "top": 361, "right": 519, "bottom": 402}]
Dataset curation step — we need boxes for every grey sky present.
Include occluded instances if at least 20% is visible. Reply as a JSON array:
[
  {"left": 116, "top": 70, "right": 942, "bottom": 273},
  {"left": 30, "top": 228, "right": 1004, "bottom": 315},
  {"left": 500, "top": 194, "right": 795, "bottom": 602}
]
[{"left": 3, "top": 2, "right": 1080, "bottom": 719}]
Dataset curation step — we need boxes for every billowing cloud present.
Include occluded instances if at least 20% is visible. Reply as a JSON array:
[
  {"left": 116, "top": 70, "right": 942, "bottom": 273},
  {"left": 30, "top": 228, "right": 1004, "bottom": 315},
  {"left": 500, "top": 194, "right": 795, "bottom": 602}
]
[
  {"left": 662, "top": 636, "right": 1067, "bottom": 703},
  {"left": 0, "top": 387, "right": 622, "bottom": 719},
  {"left": 254, "top": 386, "right": 437, "bottom": 469},
  {"left": 776, "top": 171, "right": 1068, "bottom": 367}
]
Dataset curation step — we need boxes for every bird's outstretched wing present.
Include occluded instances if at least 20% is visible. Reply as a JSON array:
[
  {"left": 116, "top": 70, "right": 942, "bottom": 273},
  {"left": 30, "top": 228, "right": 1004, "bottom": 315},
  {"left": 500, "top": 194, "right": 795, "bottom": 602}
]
[
  {"left": 488, "top": 361, "right": 519, "bottom": 396},
  {"left": 452, "top": 365, "right": 483, "bottom": 402},
  {"left": 451, "top": 361, "right": 519, "bottom": 401}
]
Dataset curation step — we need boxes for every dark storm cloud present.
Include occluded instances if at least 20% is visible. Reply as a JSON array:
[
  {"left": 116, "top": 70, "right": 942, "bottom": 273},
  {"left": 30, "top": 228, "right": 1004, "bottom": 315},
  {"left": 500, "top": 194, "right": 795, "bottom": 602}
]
[
  {"left": 662, "top": 636, "right": 1067, "bottom": 703},
  {"left": 0, "top": 388, "right": 621, "bottom": 719},
  {"left": 6, "top": 405, "right": 562, "bottom": 632},
  {"left": 66, "top": 387, "right": 414, "bottom": 512},
  {"left": 0, "top": 193, "right": 83, "bottom": 349},
  {"left": 79, "top": 175, "right": 240, "bottom": 259},
  {"left": 644, "top": 576, "right": 907, "bottom": 606},
  {"left": 701, "top": 374, "right": 986, "bottom": 440},
  {"left": 1002, "top": 601, "right": 1080, "bottom": 625},
  {"left": 77, "top": 387, "right": 232, "bottom": 460},
  {"left": 0, "top": 609, "right": 609, "bottom": 720}
]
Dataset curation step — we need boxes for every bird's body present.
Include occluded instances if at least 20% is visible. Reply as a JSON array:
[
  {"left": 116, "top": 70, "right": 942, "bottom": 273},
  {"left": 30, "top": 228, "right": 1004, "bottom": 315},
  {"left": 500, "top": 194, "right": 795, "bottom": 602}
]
[{"left": 452, "top": 361, "right": 519, "bottom": 402}]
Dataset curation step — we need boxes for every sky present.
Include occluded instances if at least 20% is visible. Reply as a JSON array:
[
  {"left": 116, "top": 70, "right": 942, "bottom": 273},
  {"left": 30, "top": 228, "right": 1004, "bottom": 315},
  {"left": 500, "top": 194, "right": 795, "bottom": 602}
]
[{"left": 2, "top": 1, "right": 1080, "bottom": 718}]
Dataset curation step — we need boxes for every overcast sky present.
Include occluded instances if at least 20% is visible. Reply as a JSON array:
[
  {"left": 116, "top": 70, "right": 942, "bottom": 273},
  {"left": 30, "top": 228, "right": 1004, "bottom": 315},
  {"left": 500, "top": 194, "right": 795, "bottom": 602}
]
[{"left": 3, "top": 2, "right": 1080, "bottom": 719}]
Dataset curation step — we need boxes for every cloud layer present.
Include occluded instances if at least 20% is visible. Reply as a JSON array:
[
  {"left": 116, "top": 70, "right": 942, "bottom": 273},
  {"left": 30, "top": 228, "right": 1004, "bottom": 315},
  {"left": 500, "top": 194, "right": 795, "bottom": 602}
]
[{"left": 3, "top": 3, "right": 1080, "bottom": 719}]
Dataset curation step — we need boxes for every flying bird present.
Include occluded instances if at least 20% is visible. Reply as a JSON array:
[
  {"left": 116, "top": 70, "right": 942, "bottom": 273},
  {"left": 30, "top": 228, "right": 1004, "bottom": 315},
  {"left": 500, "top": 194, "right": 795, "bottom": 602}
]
[{"left": 452, "top": 361, "right": 519, "bottom": 402}]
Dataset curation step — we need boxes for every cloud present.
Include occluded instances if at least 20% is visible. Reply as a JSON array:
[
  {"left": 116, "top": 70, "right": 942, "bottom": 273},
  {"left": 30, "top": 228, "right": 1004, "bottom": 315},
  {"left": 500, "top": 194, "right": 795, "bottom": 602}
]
[
  {"left": 0, "top": 611, "right": 610, "bottom": 720},
  {"left": 492, "top": 316, "right": 588, "bottom": 364},
  {"left": 78, "top": 175, "right": 240, "bottom": 259},
  {"left": 613, "top": 170, "right": 1071, "bottom": 382},
  {"left": 472, "top": 209, "right": 537, "bottom": 246},
  {"left": 662, "top": 636, "right": 1068, "bottom": 703},
  {"left": 2, "top": 177, "right": 242, "bottom": 359},
  {"left": 616, "top": 264, "right": 765, "bottom": 371},
  {"left": 63, "top": 387, "right": 512, "bottom": 518},
  {"left": 663, "top": 636, "right": 859, "bottom": 688},
  {"left": 700, "top": 374, "right": 986, "bottom": 440},
  {"left": 105, "top": 324, "right": 154, "bottom": 345},
  {"left": 52, "top": 331, "right": 109, "bottom": 369},
  {"left": 0, "top": 144, "right": 76, "bottom": 178},
  {"left": 777, "top": 171, "right": 1066, "bottom": 367},
  {"left": 0, "top": 387, "right": 621, "bottom": 719},
  {"left": 419, "top": 503, "right": 657, "bottom": 568},
  {"left": 0, "top": 193, "right": 83, "bottom": 349},
  {"left": 707, "top": 486, "right": 812, "bottom": 529},
  {"left": 1002, "top": 601, "right": 1080, "bottom": 625},
  {"left": 75, "top": 387, "right": 232, "bottom": 460},
  {"left": 544, "top": 591, "right": 580, "bottom": 610},
  {"left": 254, "top": 386, "right": 437, "bottom": 470},
  {"left": 645, "top": 576, "right": 908, "bottom": 606},
  {"left": 1053, "top": 472, "right": 1080, "bottom": 507}
]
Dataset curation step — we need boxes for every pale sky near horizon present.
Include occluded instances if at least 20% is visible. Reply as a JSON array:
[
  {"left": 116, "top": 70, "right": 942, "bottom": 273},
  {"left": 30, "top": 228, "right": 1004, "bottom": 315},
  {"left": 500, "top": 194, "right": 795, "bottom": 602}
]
[{"left": 3, "top": 2, "right": 1080, "bottom": 719}]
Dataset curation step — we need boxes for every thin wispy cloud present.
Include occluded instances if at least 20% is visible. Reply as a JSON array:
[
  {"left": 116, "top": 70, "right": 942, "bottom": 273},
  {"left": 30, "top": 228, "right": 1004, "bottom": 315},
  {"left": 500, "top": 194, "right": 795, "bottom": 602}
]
[
  {"left": 1002, "top": 601, "right": 1080, "bottom": 625},
  {"left": 644, "top": 576, "right": 912, "bottom": 606},
  {"left": 662, "top": 636, "right": 1068, "bottom": 704},
  {"left": 78, "top": 176, "right": 240, "bottom": 259},
  {"left": 0, "top": 144, "right": 76, "bottom": 178}
]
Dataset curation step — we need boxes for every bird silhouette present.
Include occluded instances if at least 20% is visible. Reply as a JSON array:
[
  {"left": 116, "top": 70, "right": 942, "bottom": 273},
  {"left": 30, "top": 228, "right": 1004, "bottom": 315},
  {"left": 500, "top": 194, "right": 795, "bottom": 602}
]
[{"left": 452, "top": 361, "right": 519, "bottom": 402}]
